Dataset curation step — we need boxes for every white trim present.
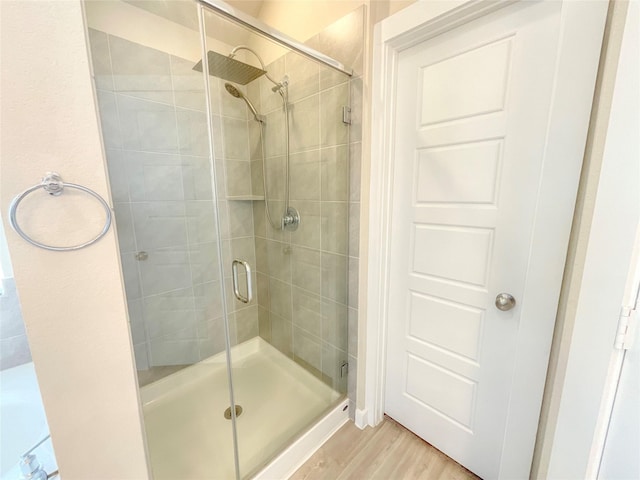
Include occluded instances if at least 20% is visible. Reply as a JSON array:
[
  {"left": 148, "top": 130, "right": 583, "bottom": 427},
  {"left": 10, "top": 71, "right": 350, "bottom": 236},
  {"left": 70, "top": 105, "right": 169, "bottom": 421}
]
[
  {"left": 366, "top": 0, "right": 607, "bottom": 477},
  {"left": 586, "top": 5, "right": 640, "bottom": 473},
  {"left": 252, "top": 399, "right": 349, "bottom": 480},
  {"left": 365, "top": 22, "right": 394, "bottom": 428},
  {"left": 589, "top": 229, "right": 640, "bottom": 477},
  {"left": 354, "top": 408, "right": 369, "bottom": 430}
]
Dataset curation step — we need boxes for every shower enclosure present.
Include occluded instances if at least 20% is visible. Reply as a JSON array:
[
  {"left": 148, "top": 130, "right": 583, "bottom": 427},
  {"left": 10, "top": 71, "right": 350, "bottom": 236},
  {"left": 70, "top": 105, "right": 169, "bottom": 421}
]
[{"left": 85, "top": 0, "right": 351, "bottom": 478}]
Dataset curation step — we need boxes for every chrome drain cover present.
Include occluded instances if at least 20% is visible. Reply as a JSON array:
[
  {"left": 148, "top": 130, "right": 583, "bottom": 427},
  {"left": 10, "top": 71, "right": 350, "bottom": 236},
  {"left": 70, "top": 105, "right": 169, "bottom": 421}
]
[{"left": 224, "top": 405, "right": 243, "bottom": 420}]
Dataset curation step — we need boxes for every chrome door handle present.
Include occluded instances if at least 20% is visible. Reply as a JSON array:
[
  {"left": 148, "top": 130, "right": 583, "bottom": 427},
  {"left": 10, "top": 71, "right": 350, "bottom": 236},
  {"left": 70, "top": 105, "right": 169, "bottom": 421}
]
[
  {"left": 232, "top": 259, "right": 253, "bottom": 304},
  {"left": 495, "top": 293, "right": 516, "bottom": 311}
]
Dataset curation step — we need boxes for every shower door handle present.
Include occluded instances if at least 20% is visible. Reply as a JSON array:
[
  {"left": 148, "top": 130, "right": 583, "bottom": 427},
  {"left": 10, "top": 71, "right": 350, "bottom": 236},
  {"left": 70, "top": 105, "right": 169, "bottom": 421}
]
[{"left": 232, "top": 259, "right": 253, "bottom": 304}]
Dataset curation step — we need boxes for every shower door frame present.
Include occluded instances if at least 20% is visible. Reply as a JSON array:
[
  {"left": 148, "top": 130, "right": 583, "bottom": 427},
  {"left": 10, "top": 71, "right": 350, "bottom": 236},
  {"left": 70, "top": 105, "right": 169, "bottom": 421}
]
[{"left": 196, "top": 0, "right": 353, "bottom": 76}]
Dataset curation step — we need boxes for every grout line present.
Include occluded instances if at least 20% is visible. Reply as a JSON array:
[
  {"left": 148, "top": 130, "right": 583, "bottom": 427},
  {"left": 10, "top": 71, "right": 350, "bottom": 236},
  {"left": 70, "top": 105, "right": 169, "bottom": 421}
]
[
  {"left": 103, "top": 33, "right": 152, "bottom": 369},
  {"left": 169, "top": 53, "right": 202, "bottom": 362}
]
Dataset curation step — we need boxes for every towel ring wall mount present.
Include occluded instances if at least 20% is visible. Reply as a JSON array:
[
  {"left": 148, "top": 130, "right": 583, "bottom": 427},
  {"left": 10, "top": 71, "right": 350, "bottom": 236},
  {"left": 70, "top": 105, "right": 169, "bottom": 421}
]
[{"left": 9, "top": 172, "right": 112, "bottom": 251}]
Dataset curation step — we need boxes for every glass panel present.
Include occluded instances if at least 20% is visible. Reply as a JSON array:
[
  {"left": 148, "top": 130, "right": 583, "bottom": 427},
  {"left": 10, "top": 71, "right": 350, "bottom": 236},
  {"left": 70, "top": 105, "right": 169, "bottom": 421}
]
[
  {"left": 201, "top": 6, "right": 350, "bottom": 478},
  {"left": 0, "top": 220, "right": 59, "bottom": 480},
  {"left": 84, "top": 2, "right": 237, "bottom": 478},
  {"left": 86, "top": 1, "right": 351, "bottom": 477}
]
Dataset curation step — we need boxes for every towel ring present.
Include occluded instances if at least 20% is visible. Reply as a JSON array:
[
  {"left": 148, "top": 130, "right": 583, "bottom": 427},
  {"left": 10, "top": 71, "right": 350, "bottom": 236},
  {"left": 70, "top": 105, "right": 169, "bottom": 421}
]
[{"left": 9, "top": 172, "right": 112, "bottom": 251}]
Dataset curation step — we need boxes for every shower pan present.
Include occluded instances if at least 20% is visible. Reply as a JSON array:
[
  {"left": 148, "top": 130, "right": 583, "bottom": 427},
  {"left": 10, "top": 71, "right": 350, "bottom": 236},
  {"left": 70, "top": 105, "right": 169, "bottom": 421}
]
[{"left": 85, "top": 0, "right": 352, "bottom": 478}]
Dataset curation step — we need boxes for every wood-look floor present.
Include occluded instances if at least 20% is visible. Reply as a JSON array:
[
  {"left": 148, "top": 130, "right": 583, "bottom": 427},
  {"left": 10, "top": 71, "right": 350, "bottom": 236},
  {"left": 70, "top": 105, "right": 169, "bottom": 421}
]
[{"left": 291, "top": 416, "right": 480, "bottom": 480}]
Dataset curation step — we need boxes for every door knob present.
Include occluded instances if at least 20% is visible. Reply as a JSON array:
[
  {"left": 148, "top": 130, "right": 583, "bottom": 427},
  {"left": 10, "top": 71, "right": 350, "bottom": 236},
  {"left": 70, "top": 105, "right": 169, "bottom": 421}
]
[{"left": 495, "top": 293, "right": 516, "bottom": 311}]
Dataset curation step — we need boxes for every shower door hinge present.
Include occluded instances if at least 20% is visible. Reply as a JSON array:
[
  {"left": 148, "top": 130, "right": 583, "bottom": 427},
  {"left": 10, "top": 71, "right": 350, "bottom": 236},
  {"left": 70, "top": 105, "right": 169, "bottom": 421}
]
[
  {"left": 342, "top": 106, "right": 352, "bottom": 125},
  {"left": 340, "top": 362, "right": 349, "bottom": 378},
  {"left": 614, "top": 306, "right": 638, "bottom": 350}
]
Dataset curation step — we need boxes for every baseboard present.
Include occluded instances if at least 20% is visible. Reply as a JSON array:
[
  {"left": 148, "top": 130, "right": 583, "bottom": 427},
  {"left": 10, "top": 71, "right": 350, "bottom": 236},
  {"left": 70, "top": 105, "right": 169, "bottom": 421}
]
[
  {"left": 355, "top": 408, "right": 369, "bottom": 429},
  {"left": 252, "top": 399, "right": 350, "bottom": 479}
]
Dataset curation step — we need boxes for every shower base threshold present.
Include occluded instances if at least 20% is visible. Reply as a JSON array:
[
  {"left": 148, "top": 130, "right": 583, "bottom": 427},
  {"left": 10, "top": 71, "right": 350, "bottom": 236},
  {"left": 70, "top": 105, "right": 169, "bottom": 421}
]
[{"left": 140, "top": 337, "right": 347, "bottom": 479}]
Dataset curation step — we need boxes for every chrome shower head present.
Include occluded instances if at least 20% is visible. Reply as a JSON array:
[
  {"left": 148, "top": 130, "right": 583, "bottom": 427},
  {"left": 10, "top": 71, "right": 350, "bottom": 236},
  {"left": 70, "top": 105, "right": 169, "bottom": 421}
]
[
  {"left": 224, "top": 83, "right": 264, "bottom": 123},
  {"left": 193, "top": 50, "right": 265, "bottom": 85},
  {"left": 225, "top": 83, "right": 242, "bottom": 98}
]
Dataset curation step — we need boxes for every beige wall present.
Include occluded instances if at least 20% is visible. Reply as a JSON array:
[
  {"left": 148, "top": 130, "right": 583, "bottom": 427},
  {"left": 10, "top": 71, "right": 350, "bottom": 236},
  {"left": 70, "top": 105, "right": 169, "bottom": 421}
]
[
  {"left": 257, "top": 0, "right": 364, "bottom": 43},
  {"left": 251, "top": 0, "right": 415, "bottom": 64},
  {"left": 255, "top": 0, "right": 416, "bottom": 43},
  {"left": 0, "top": 1, "right": 149, "bottom": 478}
]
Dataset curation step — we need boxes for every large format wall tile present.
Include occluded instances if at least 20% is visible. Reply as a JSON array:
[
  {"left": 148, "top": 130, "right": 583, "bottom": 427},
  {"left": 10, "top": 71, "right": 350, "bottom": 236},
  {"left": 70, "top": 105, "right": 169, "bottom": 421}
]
[
  {"left": 0, "top": 278, "right": 31, "bottom": 370},
  {"left": 248, "top": 12, "right": 361, "bottom": 396},
  {"left": 177, "top": 108, "right": 210, "bottom": 156},
  {"left": 109, "top": 35, "right": 173, "bottom": 104},
  {"left": 88, "top": 29, "right": 113, "bottom": 91},
  {"left": 138, "top": 247, "right": 192, "bottom": 296},
  {"left": 286, "top": 51, "right": 320, "bottom": 103},
  {"left": 113, "top": 205, "right": 136, "bottom": 253},
  {"left": 96, "top": 91, "right": 122, "bottom": 149},
  {"left": 289, "top": 94, "right": 320, "bottom": 153},
  {"left": 117, "top": 94, "right": 179, "bottom": 153},
  {"left": 320, "top": 83, "right": 349, "bottom": 147},
  {"left": 171, "top": 55, "right": 206, "bottom": 112},
  {"left": 321, "top": 202, "right": 348, "bottom": 255},
  {"left": 126, "top": 151, "right": 184, "bottom": 202},
  {"left": 290, "top": 150, "right": 321, "bottom": 201},
  {"left": 89, "top": 29, "right": 259, "bottom": 373},
  {"left": 321, "top": 145, "right": 349, "bottom": 201},
  {"left": 292, "top": 287, "right": 322, "bottom": 337},
  {"left": 89, "top": 14, "right": 364, "bottom": 386},
  {"left": 131, "top": 202, "right": 188, "bottom": 250}
]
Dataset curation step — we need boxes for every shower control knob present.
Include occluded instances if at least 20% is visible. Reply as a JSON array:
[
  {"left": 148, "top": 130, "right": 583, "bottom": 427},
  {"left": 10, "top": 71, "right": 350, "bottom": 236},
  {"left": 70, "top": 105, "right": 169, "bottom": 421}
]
[
  {"left": 495, "top": 293, "right": 516, "bottom": 311},
  {"left": 281, "top": 206, "right": 300, "bottom": 231}
]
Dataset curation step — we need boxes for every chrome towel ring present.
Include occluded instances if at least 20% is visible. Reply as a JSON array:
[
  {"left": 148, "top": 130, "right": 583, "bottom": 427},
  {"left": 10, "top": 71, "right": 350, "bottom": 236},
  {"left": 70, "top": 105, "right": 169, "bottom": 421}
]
[{"left": 9, "top": 172, "right": 112, "bottom": 251}]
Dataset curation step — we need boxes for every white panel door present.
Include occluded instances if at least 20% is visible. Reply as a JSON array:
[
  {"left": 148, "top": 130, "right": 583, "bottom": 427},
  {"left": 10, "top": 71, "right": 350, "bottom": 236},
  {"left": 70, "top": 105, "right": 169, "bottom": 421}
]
[{"left": 385, "top": 2, "right": 567, "bottom": 478}]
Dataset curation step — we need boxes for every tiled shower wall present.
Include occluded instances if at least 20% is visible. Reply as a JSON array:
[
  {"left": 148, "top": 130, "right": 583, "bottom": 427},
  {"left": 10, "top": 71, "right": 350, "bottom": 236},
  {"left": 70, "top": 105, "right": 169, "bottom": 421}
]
[
  {"left": 307, "top": 7, "right": 364, "bottom": 411},
  {"left": 89, "top": 29, "right": 258, "bottom": 370},
  {"left": 88, "top": 5, "right": 364, "bottom": 407},
  {"left": 245, "top": 7, "right": 364, "bottom": 401},
  {"left": 0, "top": 278, "right": 31, "bottom": 370}
]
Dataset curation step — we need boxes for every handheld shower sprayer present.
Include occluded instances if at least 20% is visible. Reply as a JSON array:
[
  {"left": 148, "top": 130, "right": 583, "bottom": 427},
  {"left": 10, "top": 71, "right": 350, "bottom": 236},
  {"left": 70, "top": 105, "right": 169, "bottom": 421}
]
[{"left": 224, "top": 83, "right": 264, "bottom": 124}]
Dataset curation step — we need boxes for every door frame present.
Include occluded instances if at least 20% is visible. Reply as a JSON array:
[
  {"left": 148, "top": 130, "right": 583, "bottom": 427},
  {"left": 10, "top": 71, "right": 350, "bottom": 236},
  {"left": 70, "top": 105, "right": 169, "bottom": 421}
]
[{"left": 363, "top": 0, "right": 608, "bottom": 477}]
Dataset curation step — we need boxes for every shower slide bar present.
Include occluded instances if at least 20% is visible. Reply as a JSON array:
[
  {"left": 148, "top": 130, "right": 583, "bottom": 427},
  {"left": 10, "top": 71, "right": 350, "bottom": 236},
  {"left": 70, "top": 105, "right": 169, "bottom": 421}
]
[
  {"left": 196, "top": 0, "right": 353, "bottom": 76},
  {"left": 8, "top": 172, "right": 112, "bottom": 251}
]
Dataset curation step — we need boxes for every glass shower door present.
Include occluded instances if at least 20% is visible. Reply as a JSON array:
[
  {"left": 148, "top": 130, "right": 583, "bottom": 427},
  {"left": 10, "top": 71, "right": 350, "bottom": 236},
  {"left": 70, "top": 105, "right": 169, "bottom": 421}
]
[
  {"left": 200, "top": 4, "right": 351, "bottom": 477},
  {"left": 85, "top": 1, "right": 238, "bottom": 478},
  {"left": 86, "top": 0, "right": 351, "bottom": 476}
]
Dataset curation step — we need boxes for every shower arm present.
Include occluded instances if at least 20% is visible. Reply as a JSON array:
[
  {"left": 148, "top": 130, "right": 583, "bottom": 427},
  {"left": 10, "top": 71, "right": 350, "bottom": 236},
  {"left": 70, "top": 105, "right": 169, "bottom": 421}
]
[{"left": 229, "top": 45, "right": 286, "bottom": 91}]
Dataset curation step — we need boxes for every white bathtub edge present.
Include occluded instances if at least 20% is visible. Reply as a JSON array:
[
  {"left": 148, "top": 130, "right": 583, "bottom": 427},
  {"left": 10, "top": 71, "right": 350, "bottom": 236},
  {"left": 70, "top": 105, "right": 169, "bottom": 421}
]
[{"left": 251, "top": 399, "right": 350, "bottom": 480}]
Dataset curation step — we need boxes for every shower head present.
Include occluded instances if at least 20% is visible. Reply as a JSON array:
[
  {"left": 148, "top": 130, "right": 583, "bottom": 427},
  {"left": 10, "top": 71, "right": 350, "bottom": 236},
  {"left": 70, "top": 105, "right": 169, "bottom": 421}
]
[
  {"left": 193, "top": 50, "right": 266, "bottom": 85},
  {"left": 224, "top": 83, "right": 264, "bottom": 123},
  {"left": 225, "top": 83, "right": 243, "bottom": 98}
]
